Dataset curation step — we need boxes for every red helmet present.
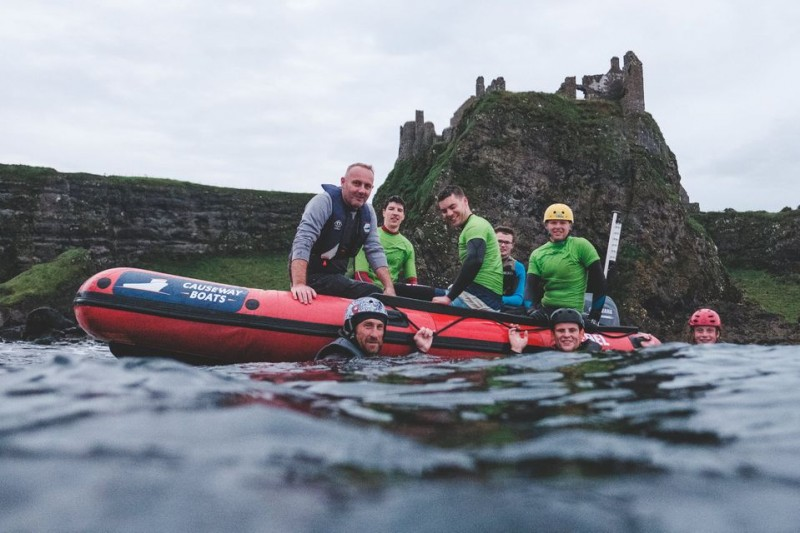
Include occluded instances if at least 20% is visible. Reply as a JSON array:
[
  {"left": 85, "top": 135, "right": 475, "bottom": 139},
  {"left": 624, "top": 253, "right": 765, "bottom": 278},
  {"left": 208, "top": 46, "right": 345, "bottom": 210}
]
[{"left": 688, "top": 308, "right": 721, "bottom": 328}]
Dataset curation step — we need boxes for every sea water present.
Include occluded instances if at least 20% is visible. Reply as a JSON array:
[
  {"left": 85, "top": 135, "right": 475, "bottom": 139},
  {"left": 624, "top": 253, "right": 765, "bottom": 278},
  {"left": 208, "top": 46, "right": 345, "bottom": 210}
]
[{"left": 1, "top": 341, "right": 799, "bottom": 533}]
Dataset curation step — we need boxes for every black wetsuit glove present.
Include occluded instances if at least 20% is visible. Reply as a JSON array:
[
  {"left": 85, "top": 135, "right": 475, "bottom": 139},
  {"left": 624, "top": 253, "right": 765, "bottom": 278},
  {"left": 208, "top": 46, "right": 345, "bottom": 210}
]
[{"left": 526, "top": 307, "right": 549, "bottom": 325}]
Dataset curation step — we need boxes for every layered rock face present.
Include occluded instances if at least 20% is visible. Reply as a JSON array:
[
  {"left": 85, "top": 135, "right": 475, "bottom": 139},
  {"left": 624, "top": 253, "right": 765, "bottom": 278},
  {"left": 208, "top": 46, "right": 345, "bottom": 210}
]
[
  {"left": 0, "top": 165, "right": 312, "bottom": 280},
  {"left": 376, "top": 90, "right": 747, "bottom": 340}
]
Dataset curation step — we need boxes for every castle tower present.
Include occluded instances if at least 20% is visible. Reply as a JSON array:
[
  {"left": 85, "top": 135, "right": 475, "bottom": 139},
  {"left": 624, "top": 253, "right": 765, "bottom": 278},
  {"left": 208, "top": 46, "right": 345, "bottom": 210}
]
[
  {"left": 621, "top": 51, "right": 645, "bottom": 114},
  {"left": 398, "top": 110, "right": 439, "bottom": 161},
  {"left": 557, "top": 76, "right": 577, "bottom": 99}
]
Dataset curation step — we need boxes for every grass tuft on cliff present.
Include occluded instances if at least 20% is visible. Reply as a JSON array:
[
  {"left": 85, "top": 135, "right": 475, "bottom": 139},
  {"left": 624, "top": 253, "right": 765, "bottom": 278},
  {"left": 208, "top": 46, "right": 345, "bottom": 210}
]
[{"left": 0, "top": 248, "right": 95, "bottom": 308}]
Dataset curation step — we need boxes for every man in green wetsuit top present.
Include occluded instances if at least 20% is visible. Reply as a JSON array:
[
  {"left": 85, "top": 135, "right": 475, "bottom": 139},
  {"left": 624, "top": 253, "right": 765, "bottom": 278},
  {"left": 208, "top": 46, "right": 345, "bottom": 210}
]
[
  {"left": 431, "top": 185, "right": 503, "bottom": 311},
  {"left": 353, "top": 195, "right": 417, "bottom": 287},
  {"left": 526, "top": 203, "right": 607, "bottom": 325}
]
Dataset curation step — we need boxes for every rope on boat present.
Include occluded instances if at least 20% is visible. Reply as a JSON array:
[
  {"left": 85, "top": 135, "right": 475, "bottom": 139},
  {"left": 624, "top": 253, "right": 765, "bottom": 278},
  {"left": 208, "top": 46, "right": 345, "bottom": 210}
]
[{"left": 384, "top": 303, "right": 550, "bottom": 337}]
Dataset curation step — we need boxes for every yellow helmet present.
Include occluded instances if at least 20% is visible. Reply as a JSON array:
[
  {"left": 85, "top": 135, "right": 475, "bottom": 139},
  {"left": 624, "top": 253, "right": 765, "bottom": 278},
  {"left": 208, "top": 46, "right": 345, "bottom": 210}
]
[{"left": 543, "top": 203, "right": 574, "bottom": 223}]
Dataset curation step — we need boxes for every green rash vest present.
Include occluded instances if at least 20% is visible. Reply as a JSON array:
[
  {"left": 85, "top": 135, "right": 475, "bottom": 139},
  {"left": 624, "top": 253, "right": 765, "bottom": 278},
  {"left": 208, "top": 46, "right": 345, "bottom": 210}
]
[
  {"left": 354, "top": 227, "right": 417, "bottom": 289},
  {"left": 528, "top": 236, "right": 600, "bottom": 311},
  {"left": 459, "top": 215, "right": 503, "bottom": 295}
]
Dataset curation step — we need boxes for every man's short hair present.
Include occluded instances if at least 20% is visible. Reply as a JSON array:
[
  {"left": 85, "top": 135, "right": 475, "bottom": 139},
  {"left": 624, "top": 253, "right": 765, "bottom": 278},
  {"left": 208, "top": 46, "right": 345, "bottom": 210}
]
[
  {"left": 436, "top": 185, "right": 466, "bottom": 203},
  {"left": 494, "top": 225, "right": 515, "bottom": 239},
  {"left": 383, "top": 195, "right": 405, "bottom": 210},
  {"left": 346, "top": 162, "right": 374, "bottom": 175}
]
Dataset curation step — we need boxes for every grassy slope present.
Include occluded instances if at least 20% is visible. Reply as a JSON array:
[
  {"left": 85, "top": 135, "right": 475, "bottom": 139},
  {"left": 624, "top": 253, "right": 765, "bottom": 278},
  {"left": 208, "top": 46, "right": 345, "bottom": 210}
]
[
  {"left": 727, "top": 269, "right": 800, "bottom": 322},
  {"left": 0, "top": 249, "right": 102, "bottom": 320},
  {"left": 137, "top": 254, "right": 290, "bottom": 290},
  {"left": 0, "top": 249, "right": 93, "bottom": 306}
]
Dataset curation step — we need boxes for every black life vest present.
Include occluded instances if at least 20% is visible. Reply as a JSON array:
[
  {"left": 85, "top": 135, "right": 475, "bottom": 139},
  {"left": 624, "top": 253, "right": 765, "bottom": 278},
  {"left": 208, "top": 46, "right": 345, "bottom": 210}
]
[
  {"left": 314, "top": 336, "right": 369, "bottom": 360},
  {"left": 308, "top": 184, "right": 372, "bottom": 275},
  {"left": 502, "top": 256, "right": 519, "bottom": 296}
]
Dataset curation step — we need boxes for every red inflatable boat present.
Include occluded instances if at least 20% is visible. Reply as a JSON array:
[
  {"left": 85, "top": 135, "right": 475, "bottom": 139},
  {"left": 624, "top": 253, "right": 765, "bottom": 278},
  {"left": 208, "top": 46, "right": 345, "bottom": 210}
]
[{"left": 73, "top": 268, "right": 652, "bottom": 365}]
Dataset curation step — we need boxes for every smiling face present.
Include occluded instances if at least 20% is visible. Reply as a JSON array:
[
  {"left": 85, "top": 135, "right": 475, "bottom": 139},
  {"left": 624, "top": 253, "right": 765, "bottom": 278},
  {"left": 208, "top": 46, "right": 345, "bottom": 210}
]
[
  {"left": 340, "top": 165, "right": 375, "bottom": 209},
  {"left": 382, "top": 201, "right": 405, "bottom": 233},
  {"left": 692, "top": 326, "right": 720, "bottom": 345},
  {"left": 553, "top": 322, "right": 583, "bottom": 352},
  {"left": 545, "top": 219, "right": 572, "bottom": 242},
  {"left": 354, "top": 318, "right": 385, "bottom": 356},
  {"left": 438, "top": 193, "right": 471, "bottom": 227}
]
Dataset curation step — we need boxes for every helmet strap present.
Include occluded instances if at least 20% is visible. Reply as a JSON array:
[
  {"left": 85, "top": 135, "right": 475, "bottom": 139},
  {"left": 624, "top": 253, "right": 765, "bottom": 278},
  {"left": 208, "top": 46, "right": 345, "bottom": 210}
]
[{"left": 342, "top": 320, "right": 355, "bottom": 339}]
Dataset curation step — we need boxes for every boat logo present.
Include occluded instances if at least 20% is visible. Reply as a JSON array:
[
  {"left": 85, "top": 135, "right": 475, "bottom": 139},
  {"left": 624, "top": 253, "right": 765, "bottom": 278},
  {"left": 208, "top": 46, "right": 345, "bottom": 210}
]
[
  {"left": 334, "top": 220, "right": 343, "bottom": 230},
  {"left": 120, "top": 278, "right": 170, "bottom": 293},
  {"left": 180, "top": 281, "right": 246, "bottom": 304},
  {"left": 584, "top": 333, "right": 610, "bottom": 346}
]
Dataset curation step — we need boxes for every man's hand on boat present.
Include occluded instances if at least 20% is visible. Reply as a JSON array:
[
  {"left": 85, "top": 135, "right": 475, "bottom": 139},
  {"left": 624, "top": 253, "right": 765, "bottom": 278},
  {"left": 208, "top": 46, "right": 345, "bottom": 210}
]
[
  {"left": 291, "top": 283, "right": 318, "bottom": 304},
  {"left": 508, "top": 325, "right": 529, "bottom": 354},
  {"left": 413, "top": 327, "right": 435, "bottom": 353},
  {"left": 381, "top": 285, "right": 396, "bottom": 297},
  {"left": 632, "top": 333, "right": 661, "bottom": 347}
]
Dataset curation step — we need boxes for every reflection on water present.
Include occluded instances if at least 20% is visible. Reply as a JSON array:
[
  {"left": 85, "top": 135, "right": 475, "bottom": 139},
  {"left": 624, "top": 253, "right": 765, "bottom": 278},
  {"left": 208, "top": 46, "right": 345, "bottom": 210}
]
[{"left": 1, "top": 341, "right": 800, "bottom": 532}]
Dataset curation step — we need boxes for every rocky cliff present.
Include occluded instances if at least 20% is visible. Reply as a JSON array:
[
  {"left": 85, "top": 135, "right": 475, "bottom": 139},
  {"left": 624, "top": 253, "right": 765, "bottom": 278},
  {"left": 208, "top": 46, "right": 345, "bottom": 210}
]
[
  {"left": 376, "top": 90, "right": 797, "bottom": 342},
  {"left": 693, "top": 209, "right": 800, "bottom": 274},
  {"left": 0, "top": 164, "right": 312, "bottom": 281}
]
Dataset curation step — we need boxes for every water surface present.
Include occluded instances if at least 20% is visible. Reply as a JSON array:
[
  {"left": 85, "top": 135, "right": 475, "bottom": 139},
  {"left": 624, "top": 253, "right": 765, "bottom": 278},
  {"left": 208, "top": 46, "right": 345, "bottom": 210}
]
[{"left": 1, "top": 341, "right": 799, "bottom": 532}]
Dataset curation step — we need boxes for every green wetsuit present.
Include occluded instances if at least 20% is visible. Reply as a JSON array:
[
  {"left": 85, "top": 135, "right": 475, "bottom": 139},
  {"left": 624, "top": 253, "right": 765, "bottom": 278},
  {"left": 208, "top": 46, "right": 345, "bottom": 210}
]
[
  {"left": 354, "top": 227, "right": 417, "bottom": 289},
  {"left": 528, "top": 236, "right": 600, "bottom": 311},
  {"left": 456, "top": 214, "right": 503, "bottom": 297}
]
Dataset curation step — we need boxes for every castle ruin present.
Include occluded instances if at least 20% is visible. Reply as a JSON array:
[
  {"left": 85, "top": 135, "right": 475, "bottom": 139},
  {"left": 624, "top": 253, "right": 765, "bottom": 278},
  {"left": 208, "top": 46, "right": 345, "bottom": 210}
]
[
  {"left": 557, "top": 51, "right": 644, "bottom": 114},
  {"left": 397, "top": 51, "right": 645, "bottom": 161}
]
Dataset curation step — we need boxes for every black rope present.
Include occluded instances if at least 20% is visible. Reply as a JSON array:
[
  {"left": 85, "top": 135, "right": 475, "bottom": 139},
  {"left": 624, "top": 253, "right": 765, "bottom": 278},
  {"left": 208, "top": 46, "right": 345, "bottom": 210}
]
[{"left": 384, "top": 302, "right": 550, "bottom": 336}]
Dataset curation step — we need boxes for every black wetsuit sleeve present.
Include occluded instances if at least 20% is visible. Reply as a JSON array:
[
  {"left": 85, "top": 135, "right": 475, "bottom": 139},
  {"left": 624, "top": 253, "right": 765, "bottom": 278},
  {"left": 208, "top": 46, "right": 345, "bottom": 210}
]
[
  {"left": 525, "top": 273, "right": 544, "bottom": 307},
  {"left": 586, "top": 260, "right": 607, "bottom": 320},
  {"left": 447, "top": 238, "right": 485, "bottom": 300}
]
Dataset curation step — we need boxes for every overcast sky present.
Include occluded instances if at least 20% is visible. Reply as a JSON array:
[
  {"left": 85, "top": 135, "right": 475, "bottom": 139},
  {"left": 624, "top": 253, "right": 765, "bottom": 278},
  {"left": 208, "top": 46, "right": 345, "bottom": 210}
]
[{"left": 2, "top": 1, "right": 798, "bottom": 212}]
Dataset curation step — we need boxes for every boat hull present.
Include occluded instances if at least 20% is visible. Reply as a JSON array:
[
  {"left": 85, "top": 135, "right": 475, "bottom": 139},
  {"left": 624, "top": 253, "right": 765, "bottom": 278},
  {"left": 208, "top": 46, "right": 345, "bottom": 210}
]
[{"left": 74, "top": 268, "right": 647, "bottom": 364}]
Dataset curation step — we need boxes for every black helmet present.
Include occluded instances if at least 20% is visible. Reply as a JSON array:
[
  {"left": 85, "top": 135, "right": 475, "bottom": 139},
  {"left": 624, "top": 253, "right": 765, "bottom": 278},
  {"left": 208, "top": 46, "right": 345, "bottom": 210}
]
[{"left": 549, "top": 308, "right": 584, "bottom": 329}]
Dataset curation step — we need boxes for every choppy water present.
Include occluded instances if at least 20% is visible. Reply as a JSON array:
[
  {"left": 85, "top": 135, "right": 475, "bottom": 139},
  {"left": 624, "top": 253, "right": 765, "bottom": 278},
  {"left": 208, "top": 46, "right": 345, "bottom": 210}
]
[{"left": 1, "top": 341, "right": 799, "bottom": 533}]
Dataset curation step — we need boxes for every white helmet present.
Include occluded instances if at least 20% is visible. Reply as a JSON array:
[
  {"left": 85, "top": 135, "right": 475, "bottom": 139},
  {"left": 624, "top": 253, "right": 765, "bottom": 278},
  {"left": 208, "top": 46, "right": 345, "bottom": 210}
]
[{"left": 343, "top": 297, "right": 388, "bottom": 336}]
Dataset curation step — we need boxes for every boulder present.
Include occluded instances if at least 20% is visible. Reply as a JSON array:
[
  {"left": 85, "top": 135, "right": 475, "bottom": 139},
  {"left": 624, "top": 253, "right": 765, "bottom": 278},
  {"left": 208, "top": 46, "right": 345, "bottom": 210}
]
[{"left": 23, "top": 307, "right": 81, "bottom": 341}]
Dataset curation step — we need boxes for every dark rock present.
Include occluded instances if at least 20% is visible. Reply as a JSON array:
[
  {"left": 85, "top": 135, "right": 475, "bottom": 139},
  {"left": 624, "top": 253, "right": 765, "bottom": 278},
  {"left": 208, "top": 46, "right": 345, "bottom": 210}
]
[
  {"left": 23, "top": 307, "right": 76, "bottom": 340},
  {"left": 0, "top": 325, "right": 23, "bottom": 341}
]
